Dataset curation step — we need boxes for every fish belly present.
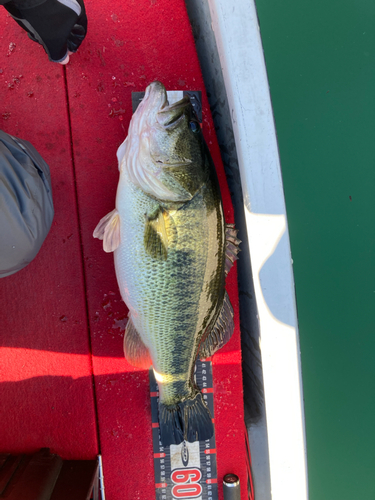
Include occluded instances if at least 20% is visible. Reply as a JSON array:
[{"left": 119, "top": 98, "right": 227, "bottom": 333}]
[{"left": 114, "top": 176, "right": 224, "bottom": 405}]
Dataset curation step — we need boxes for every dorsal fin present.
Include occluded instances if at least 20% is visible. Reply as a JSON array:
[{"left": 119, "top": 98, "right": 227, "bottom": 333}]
[
  {"left": 123, "top": 314, "right": 152, "bottom": 369},
  {"left": 225, "top": 223, "right": 241, "bottom": 275},
  {"left": 199, "top": 291, "right": 234, "bottom": 359}
]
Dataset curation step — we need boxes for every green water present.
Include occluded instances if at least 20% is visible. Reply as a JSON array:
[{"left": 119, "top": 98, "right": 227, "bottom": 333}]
[{"left": 255, "top": 0, "right": 375, "bottom": 498}]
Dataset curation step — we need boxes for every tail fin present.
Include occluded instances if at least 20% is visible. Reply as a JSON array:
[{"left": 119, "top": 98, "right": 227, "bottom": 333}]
[{"left": 159, "top": 391, "right": 213, "bottom": 446}]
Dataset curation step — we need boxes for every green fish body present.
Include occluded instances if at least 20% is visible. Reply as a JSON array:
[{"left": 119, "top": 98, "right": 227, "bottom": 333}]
[{"left": 94, "top": 82, "right": 240, "bottom": 446}]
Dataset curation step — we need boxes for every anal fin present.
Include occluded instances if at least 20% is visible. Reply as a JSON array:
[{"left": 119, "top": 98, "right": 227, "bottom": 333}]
[
  {"left": 199, "top": 291, "right": 234, "bottom": 359},
  {"left": 124, "top": 314, "right": 152, "bottom": 369}
]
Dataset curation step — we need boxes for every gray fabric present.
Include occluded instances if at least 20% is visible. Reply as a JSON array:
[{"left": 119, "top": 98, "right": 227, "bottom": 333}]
[{"left": 0, "top": 130, "right": 54, "bottom": 277}]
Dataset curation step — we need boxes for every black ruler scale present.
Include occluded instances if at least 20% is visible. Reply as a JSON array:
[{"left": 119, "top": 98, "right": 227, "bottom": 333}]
[{"left": 149, "top": 359, "right": 219, "bottom": 500}]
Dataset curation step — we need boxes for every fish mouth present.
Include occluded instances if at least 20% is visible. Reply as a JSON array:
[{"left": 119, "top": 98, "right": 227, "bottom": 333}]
[
  {"left": 157, "top": 96, "right": 190, "bottom": 127},
  {"left": 145, "top": 81, "right": 190, "bottom": 128}
]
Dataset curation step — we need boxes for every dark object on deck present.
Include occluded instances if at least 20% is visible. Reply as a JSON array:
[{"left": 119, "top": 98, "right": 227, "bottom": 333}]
[
  {"left": 0, "top": 448, "right": 99, "bottom": 500},
  {"left": 2, "top": 0, "right": 87, "bottom": 63},
  {"left": 223, "top": 473, "right": 241, "bottom": 500},
  {"left": 0, "top": 130, "right": 54, "bottom": 278}
]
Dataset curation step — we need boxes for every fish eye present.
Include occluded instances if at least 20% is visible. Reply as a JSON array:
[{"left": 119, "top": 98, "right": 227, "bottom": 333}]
[{"left": 189, "top": 120, "right": 200, "bottom": 133}]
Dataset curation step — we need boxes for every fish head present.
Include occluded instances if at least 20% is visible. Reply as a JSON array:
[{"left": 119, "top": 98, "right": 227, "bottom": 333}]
[{"left": 118, "top": 81, "right": 207, "bottom": 203}]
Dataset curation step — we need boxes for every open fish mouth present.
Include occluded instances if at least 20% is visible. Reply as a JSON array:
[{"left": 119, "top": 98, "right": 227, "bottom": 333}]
[
  {"left": 157, "top": 96, "right": 190, "bottom": 127},
  {"left": 144, "top": 81, "right": 190, "bottom": 128}
]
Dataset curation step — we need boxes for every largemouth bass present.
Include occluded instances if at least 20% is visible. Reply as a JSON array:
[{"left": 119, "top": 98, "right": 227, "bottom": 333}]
[{"left": 94, "top": 82, "right": 240, "bottom": 446}]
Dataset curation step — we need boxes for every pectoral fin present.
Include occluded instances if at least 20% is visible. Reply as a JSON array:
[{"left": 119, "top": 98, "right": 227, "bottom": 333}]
[
  {"left": 93, "top": 209, "right": 121, "bottom": 253},
  {"left": 124, "top": 314, "right": 152, "bottom": 369},
  {"left": 199, "top": 291, "right": 234, "bottom": 359},
  {"left": 144, "top": 207, "right": 175, "bottom": 260}
]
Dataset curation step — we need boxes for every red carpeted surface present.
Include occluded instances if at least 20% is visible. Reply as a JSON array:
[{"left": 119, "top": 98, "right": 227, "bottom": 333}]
[{"left": 0, "top": 1, "right": 248, "bottom": 498}]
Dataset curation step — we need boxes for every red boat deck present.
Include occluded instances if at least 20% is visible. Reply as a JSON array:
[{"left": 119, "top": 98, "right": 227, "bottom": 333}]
[{"left": 0, "top": 1, "right": 248, "bottom": 498}]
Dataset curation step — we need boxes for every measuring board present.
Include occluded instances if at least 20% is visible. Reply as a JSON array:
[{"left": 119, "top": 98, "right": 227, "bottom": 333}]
[{"left": 150, "top": 359, "right": 218, "bottom": 500}]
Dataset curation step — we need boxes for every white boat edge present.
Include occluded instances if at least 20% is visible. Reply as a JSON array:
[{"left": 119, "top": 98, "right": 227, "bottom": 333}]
[{"left": 206, "top": 1, "right": 309, "bottom": 498}]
